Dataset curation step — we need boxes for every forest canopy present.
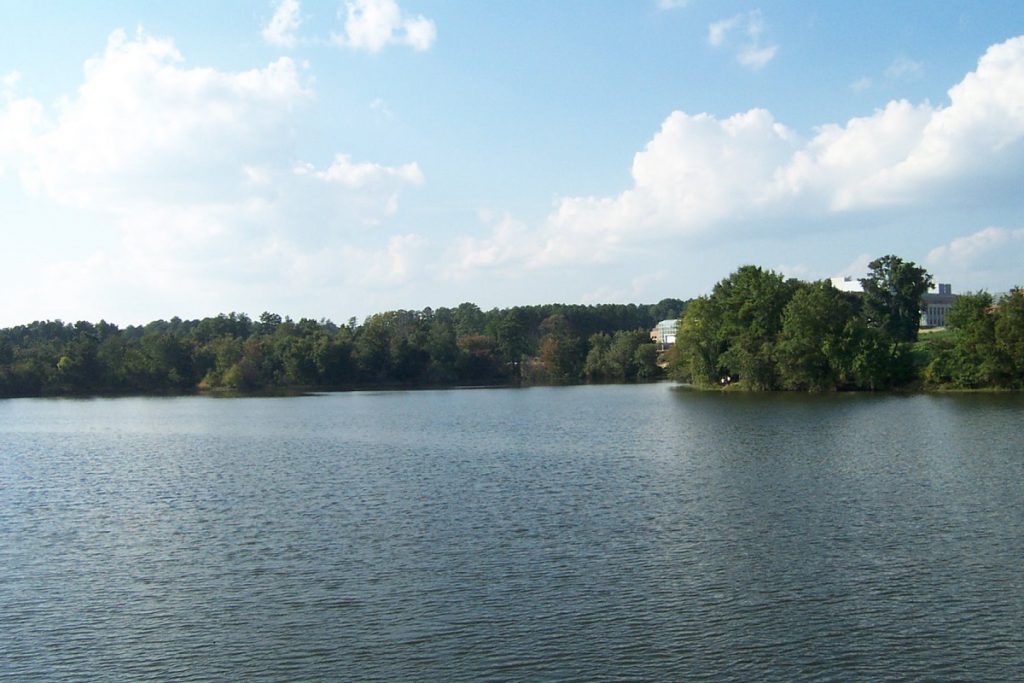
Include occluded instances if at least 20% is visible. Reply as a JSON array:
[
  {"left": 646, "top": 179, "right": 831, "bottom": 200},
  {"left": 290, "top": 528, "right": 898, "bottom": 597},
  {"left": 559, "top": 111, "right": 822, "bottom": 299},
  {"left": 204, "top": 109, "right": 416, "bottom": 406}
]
[
  {"left": 0, "top": 300, "right": 685, "bottom": 397},
  {"left": 3, "top": 254, "right": 1021, "bottom": 397}
]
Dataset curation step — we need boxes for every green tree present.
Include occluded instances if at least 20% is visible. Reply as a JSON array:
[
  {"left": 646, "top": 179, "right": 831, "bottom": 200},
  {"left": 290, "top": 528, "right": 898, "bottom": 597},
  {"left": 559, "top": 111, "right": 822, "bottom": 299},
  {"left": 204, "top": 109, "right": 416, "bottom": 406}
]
[
  {"left": 860, "top": 255, "right": 933, "bottom": 343},
  {"left": 994, "top": 288, "right": 1024, "bottom": 387},
  {"left": 354, "top": 313, "right": 394, "bottom": 382},
  {"left": 776, "top": 281, "right": 858, "bottom": 391},
  {"left": 494, "top": 308, "right": 532, "bottom": 380},
  {"left": 632, "top": 341, "right": 661, "bottom": 380},
  {"left": 927, "top": 291, "right": 998, "bottom": 387},
  {"left": 456, "top": 334, "right": 503, "bottom": 383},
  {"left": 537, "top": 313, "right": 582, "bottom": 382},
  {"left": 673, "top": 296, "right": 725, "bottom": 385},
  {"left": 714, "top": 266, "right": 796, "bottom": 389},
  {"left": 453, "top": 302, "right": 487, "bottom": 337}
]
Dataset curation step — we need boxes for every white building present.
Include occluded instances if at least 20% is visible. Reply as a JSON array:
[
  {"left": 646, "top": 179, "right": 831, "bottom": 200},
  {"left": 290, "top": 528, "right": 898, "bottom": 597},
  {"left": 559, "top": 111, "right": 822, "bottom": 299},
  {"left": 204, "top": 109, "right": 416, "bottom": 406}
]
[{"left": 829, "top": 276, "right": 863, "bottom": 293}]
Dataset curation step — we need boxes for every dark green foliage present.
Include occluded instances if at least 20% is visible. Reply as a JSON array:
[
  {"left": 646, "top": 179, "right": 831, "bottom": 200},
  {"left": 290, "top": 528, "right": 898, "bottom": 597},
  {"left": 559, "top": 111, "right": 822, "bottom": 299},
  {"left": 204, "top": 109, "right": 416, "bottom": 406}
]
[
  {"left": 0, "top": 299, "right": 680, "bottom": 396},
  {"left": 670, "top": 256, "right": 999, "bottom": 392},
  {"left": 672, "top": 296, "right": 723, "bottom": 385},
  {"left": 924, "top": 292, "right": 997, "bottom": 387},
  {"left": 584, "top": 330, "right": 661, "bottom": 382},
  {"left": 5, "top": 267, "right": 1018, "bottom": 395},
  {"left": 994, "top": 289, "right": 1024, "bottom": 388},
  {"left": 674, "top": 266, "right": 798, "bottom": 389},
  {"left": 714, "top": 266, "right": 798, "bottom": 390},
  {"left": 537, "top": 314, "right": 583, "bottom": 382},
  {"left": 924, "top": 288, "right": 1024, "bottom": 389},
  {"left": 860, "top": 255, "right": 933, "bottom": 343},
  {"left": 776, "top": 282, "right": 859, "bottom": 390}
]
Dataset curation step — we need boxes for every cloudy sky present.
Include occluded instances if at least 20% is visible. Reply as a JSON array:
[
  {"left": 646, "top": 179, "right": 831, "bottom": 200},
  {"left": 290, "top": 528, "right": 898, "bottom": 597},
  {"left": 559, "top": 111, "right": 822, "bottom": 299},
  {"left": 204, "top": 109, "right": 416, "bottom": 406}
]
[{"left": 2, "top": 1, "right": 1023, "bottom": 327}]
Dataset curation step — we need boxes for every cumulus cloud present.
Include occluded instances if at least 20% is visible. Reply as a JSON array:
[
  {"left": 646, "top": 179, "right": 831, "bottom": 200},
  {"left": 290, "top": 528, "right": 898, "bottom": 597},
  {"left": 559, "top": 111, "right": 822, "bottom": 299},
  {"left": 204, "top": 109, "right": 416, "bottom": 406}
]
[
  {"left": 453, "top": 35, "right": 1024, "bottom": 274},
  {"left": 263, "top": 0, "right": 302, "bottom": 48},
  {"left": 0, "top": 96, "right": 42, "bottom": 177},
  {"left": 333, "top": 0, "right": 436, "bottom": 53},
  {"left": 8, "top": 28, "right": 312, "bottom": 211},
  {"left": 708, "top": 10, "right": 778, "bottom": 71},
  {"left": 0, "top": 28, "right": 427, "bottom": 321},
  {"left": 926, "top": 227, "right": 1024, "bottom": 292},
  {"left": 928, "top": 226, "right": 1023, "bottom": 265},
  {"left": 444, "top": 215, "right": 536, "bottom": 280},
  {"left": 531, "top": 108, "right": 799, "bottom": 266},
  {"left": 290, "top": 153, "right": 424, "bottom": 225}
]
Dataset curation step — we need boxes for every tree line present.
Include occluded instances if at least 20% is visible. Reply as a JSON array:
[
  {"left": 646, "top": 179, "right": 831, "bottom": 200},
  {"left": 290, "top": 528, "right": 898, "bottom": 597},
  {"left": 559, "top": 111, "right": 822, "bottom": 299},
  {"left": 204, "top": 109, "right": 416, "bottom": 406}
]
[
  {"left": 0, "top": 300, "right": 685, "bottom": 397},
  {"left": 669, "top": 255, "right": 1024, "bottom": 391}
]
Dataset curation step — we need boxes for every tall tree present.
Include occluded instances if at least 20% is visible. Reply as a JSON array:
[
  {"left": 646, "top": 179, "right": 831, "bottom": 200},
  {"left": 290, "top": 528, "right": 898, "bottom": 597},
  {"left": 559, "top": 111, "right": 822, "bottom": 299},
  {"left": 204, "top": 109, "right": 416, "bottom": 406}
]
[
  {"left": 714, "top": 266, "right": 796, "bottom": 390},
  {"left": 860, "top": 255, "right": 933, "bottom": 343},
  {"left": 537, "top": 313, "right": 582, "bottom": 382},
  {"left": 673, "top": 296, "right": 724, "bottom": 386},
  {"left": 776, "top": 281, "right": 858, "bottom": 391},
  {"left": 494, "top": 308, "right": 532, "bottom": 379}
]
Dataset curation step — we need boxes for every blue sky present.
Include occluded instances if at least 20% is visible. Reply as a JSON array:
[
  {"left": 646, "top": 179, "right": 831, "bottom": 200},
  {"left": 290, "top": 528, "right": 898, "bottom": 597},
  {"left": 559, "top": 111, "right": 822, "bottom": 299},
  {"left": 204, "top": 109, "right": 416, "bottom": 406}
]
[{"left": 2, "top": 0, "right": 1023, "bottom": 327}]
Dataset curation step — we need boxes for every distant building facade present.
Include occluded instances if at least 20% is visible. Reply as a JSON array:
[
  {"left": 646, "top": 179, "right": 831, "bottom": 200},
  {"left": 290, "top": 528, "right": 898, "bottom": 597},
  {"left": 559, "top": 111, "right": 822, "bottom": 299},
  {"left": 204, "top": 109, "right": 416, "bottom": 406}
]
[
  {"left": 651, "top": 319, "right": 679, "bottom": 350},
  {"left": 829, "top": 274, "right": 957, "bottom": 329},
  {"left": 921, "top": 283, "right": 957, "bottom": 328}
]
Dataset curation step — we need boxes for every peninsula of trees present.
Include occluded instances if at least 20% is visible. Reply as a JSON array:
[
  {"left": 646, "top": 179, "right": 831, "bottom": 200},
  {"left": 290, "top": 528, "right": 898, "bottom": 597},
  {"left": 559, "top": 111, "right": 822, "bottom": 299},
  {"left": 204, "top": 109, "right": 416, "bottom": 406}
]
[{"left": 669, "top": 255, "right": 1024, "bottom": 391}]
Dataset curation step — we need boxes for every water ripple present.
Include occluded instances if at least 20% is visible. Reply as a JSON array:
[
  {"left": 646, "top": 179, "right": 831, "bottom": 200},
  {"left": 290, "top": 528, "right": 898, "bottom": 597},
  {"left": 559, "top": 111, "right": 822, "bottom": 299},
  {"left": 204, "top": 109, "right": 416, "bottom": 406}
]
[{"left": 2, "top": 387, "right": 1023, "bottom": 681}]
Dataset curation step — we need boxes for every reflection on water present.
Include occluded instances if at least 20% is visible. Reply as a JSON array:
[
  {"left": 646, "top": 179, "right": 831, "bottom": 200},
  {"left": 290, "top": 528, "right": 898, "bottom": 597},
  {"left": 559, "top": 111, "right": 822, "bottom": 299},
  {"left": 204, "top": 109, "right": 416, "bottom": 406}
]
[{"left": 1, "top": 386, "right": 1022, "bottom": 681}]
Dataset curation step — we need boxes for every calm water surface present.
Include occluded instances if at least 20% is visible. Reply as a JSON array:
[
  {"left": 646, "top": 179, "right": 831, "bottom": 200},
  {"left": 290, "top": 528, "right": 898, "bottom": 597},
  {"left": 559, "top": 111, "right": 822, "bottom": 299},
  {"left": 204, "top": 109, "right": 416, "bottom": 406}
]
[{"left": 1, "top": 384, "right": 1022, "bottom": 681}]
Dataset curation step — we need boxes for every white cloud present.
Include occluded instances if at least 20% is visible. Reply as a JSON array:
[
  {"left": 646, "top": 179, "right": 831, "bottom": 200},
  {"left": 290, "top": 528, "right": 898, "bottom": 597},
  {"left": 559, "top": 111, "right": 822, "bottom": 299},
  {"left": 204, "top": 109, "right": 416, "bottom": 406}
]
[
  {"left": 0, "top": 97, "right": 42, "bottom": 177},
  {"left": 451, "top": 35, "right": 1024, "bottom": 275},
  {"left": 850, "top": 77, "right": 872, "bottom": 92},
  {"left": 926, "top": 227, "right": 1024, "bottom": 290},
  {"left": 657, "top": 0, "right": 688, "bottom": 9},
  {"left": 333, "top": 0, "right": 436, "bottom": 53},
  {"left": 263, "top": 0, "right": 302, "bottom": 48},
  {"left": 707, "top": 16, "right": 741, "bottom": 48},
  {"left": 0, "top": 28, "right": 427, "bottom": 323},
  {"left": 294, "top": 153, "right": 423, "bottom": 188},
  {"left": 531, "top": 108, "right": 799, "bottom": 266},
  {"left": 708, "top": 10, "right": 778, "bottom": 71},
  {"left": 927, "top": 227, "right": 1024, "bottom": 268},
  {"left": 885, "top": 56, "right": 924, "bottom": 82},
  {"left": 8, "top": 28, "right": 312, "bottom": 210},
  {"left": 444, "top": 215, "right": 536, "bottom": 280},
  {"left": 738, "top": 44, "right": 778, "bottom": 70}
]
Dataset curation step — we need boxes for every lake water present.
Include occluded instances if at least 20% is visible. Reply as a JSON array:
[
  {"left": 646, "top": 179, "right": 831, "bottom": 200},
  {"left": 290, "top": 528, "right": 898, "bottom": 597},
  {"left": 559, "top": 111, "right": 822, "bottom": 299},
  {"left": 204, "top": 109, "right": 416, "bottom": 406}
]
[{"left": 1, "top": 384, "right": 1022, "bottom": 681}]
